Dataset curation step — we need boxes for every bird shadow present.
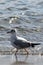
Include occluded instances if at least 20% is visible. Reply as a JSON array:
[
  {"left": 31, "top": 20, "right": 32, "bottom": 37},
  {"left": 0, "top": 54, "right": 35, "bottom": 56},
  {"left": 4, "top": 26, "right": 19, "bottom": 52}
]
[
  {"left": 15, "top": 54, "right": 28, "bottom": 61},
  {"left": 11, "top": 54, "right": 34, "bottom": 65},
  {"left": 11, "top": 61, "right": 29, "bottom": 65}
]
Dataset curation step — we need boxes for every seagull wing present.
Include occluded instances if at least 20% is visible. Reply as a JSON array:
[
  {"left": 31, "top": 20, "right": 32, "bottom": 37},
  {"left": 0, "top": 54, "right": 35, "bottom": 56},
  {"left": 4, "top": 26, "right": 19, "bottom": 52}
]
[
  {"left": 12, "top": 36, "right": 40, "bottom": 49},
  {"left": 14, "top": 39, "right": 30, "bottom": 48}
]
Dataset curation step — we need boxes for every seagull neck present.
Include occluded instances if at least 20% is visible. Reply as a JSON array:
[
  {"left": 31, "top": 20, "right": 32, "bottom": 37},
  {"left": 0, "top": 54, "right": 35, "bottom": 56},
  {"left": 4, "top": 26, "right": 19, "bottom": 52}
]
[{"left": 11, "top": 33, "right": 17, "bottom": 42}]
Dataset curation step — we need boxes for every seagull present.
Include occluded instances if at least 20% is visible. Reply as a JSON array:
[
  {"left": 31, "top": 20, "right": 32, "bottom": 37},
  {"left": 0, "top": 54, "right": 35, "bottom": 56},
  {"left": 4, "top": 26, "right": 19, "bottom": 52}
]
[{"left": 7, "top": 29, "right": 40, "bottom": 55}]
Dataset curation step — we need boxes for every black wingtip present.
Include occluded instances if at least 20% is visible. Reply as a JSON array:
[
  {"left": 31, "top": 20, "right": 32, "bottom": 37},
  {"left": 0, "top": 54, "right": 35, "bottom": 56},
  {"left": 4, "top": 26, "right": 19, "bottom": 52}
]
[
  {"left": 31, "top": 43, "right": 41, "bottom": 45},
  {"left": 31, "top": 43, "right": 41, "bottom": 48}
]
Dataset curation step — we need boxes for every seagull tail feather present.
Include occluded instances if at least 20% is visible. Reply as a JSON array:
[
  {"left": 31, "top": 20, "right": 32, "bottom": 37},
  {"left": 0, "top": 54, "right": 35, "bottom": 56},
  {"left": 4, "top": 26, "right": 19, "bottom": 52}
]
[{"left": 31, "top": 43, "right": 40, "bottom": 48}]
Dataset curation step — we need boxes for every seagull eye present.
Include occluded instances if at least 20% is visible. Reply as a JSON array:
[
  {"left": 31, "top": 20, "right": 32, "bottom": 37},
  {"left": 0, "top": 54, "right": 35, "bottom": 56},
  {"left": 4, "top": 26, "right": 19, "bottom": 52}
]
[{"left": 11, "top": 30, "right": 15, "bottom": 32}]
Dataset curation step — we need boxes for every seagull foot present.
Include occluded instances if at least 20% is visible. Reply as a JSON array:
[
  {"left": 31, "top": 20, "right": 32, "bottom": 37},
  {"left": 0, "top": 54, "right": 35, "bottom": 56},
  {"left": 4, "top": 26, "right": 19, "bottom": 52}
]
[
  {"left": 24, "top": 49, "right": 29, "bottom": 55},
  {"left": 15, "top": 49, "right": 18, "bottom": 55},
  {"left": 26, "top": 52, "right": 29, "bottom": 55}
]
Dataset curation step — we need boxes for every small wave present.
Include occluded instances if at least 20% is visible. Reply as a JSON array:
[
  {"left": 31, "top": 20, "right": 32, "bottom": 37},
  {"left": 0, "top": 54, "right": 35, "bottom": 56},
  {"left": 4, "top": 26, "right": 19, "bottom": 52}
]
[
  {"left": 0, "top": 12, "right": 3, "bottom": 15},
  {"left": 17, "top": 7, "right": 28, "bottom": 11},
  {"left": 0, "top": 26, "right": 6, "bottom": 30},
  {"left": 37, "top": 1, "right": 43, "bottom": 5},
  {"left": 6, "top": 7, "right": 14, "bottom": 11},
  {"left": 0, "top": 25, "right": 10, "bottom": 31},
  {"left": 25, "top": 11, "right": 43, "bottom": 17},
  {"left": 25, "top": 11, "right": 38, "bottom": 16},
  {"left": 0, "top": 2, "right": 5, "bottom": 4}
]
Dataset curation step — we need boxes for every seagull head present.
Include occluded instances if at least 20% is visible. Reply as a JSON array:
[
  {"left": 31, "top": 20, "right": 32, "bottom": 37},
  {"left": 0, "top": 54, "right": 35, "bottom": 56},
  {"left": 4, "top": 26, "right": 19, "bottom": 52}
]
[
  {"left": 7, "top": 29, "right": 17, "bottom": 40},
  {"left": 7, "top": 29, "right": 15, "bottom": 33},
  {"left": 7, "top": 29, "right": 16, "bottom": 34},
  {"left": 7, "top": 29, "right": 17, "bottom": 43}
]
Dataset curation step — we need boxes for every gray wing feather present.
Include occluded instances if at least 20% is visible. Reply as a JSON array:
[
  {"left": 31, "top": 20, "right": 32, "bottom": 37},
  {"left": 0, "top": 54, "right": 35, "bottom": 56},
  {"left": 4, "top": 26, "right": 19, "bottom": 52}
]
[{"left": 13, "top": 39, "right": 30, "bottom": 48}]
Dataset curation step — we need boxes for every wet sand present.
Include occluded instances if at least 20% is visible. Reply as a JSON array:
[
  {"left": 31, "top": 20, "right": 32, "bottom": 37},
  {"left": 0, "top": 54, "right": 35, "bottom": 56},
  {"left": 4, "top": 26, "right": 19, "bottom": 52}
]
[{"left": 0, "top": 55, "right": 43, "bottom": 65}]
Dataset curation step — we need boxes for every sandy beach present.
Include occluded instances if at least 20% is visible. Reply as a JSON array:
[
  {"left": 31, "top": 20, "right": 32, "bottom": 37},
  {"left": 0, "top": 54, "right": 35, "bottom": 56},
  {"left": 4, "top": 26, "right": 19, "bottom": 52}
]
[{"left": 0, "top": 55, "right": 43, "bottom": 65}]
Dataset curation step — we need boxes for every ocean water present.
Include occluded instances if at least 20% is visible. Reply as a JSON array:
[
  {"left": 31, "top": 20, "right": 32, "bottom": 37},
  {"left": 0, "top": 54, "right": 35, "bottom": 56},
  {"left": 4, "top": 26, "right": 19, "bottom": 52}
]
[
  {"left": 0, "top": 0, "right": 43, "bottom": 52},
  {"left": 0, "top": 0, "right": 43, "bottom": 64}
]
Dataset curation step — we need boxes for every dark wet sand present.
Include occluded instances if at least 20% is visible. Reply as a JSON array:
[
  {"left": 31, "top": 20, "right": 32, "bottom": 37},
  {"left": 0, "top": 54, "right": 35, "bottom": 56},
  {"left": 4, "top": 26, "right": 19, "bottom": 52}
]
[{"left": 0, "top": 55, "right": 43, "bottom": 65}]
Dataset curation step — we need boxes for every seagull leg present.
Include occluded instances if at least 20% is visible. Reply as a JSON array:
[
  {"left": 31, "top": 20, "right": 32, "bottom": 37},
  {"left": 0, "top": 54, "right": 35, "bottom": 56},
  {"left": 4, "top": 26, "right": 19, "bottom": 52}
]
[
  {"left": 24, "top": 48, "right": 29, "bottom": 55},
  {"left": 15, "top": 49, "right": 18, "bottom": 61},
  {"left": 11, "top": 48, "right": 14, "bottom": 54},
  {"left": 15, "top": 49, "right": 18, "bottom": 55}
]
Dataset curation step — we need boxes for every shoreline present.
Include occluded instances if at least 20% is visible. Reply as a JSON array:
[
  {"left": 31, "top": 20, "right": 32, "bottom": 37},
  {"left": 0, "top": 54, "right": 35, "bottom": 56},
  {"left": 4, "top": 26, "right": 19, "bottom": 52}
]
[{"left": 0, "top": 50, "right": 43, "bottom": 56}]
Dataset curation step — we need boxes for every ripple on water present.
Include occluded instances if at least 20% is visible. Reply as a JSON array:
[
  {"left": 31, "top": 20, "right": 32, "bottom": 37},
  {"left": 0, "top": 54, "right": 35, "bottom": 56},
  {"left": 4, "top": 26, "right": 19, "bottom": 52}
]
[
  {"left": 37, "top": 1, "right": 43, "bottom": 5},
  {"left": 0, "top": 25, "right": 10, "bottom": 31},
  {"left": 6, "top": 7, "right": 15, "bottom": 11},
  {"left": 0, "top": 0, "right": 43, "bottom": 46},
  {"left": 17, "top": 7, "right": 28, "bottom": 11}
]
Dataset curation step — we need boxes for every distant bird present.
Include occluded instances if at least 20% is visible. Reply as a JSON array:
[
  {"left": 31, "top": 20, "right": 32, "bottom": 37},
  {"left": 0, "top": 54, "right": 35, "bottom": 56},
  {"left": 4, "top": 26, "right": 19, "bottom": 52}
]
[{"left": 7, "top": 29, "right": 40, "bottom": 55}]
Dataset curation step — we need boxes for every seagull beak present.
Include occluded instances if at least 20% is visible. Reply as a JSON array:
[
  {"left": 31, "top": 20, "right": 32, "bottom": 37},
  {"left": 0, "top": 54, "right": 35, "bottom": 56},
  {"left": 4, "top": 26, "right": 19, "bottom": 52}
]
[{"left": 7, "top": 31, "right": 11, "bottom": 33}]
